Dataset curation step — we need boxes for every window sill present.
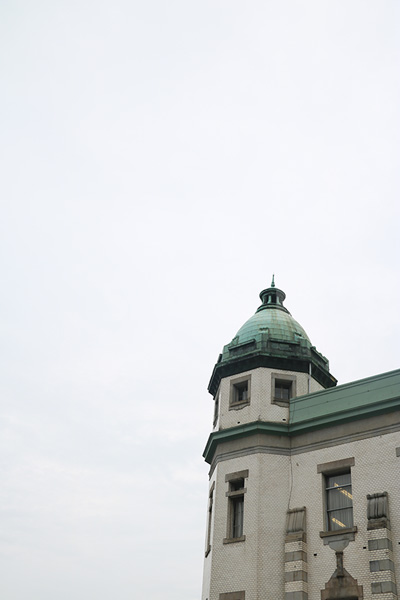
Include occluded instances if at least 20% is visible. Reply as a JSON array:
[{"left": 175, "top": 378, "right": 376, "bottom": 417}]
[
  {"left": 320, "top": 526, "right": 357, "bottom": 539},
  {"left": 229, "top": 401, "right": 250, "bottom": 410},
  {"left": 226, "top": 488, "right": 247, "bottom": 498},
  {"left": 272, "top": 398, "right": 290, "bottom": 407},
  {"left": 223, "top": 535, "right": 246, "bottom": 545}
]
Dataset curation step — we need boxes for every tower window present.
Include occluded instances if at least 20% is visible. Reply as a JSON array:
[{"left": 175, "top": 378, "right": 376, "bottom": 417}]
[
  {"left": 205, "top": 482, "right": 215, "bottom": 556},
  {"left": 230, "top": 376, "right": 251, "bottom": 408},
  {"left": 229, "top": 480, "right": 244, "bottom": 538},
  {"left": 275, "top": 380, "right": 292, "bottom": 401},
  {"left": 213, "top": 392, "right": 219, "bottom": 426},
  {"left": 224, "top": 470, "right": 248, "bottom": 544},
  {"left": 234, "top": 382, "right": 248, "bottom": 403},
  {"left": 271, "top": 373, "right": 296, "bottom": 406}
]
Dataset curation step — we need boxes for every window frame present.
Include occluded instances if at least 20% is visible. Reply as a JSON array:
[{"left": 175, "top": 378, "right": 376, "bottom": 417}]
[
  {"left": 325, "top": 471, "right": 353, "bottom": 531},
  {"left": 229, "top": 375, "right": 251, "bottom": 409},
  {"left": 223, "top": 470, "right": 248, "bottom": 544},
  {"left": 205, "top": 482, "right": 215, "bottom": 557},
  {"left": 317, "top": 458, "right": 356, "bottom": 536},
  {"left": 213, "top": 390, "right": 220, "bottom": 427},
  {"left": 271, "top": 373, "right": 296, "bottom": 406},
  {"left": 229, "top": 484, "right": 244, "bottom": 539}
]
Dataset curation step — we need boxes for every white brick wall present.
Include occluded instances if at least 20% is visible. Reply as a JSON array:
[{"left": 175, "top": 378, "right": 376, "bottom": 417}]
[
  {"left": 284, "top": 430, "right": 400, "bottom": 600},
  {"left": 218, "top": 367, "right": 323, "bottom": 431},
  {"left": 202, "top": 424, "right": 400, "bottom": 600}
]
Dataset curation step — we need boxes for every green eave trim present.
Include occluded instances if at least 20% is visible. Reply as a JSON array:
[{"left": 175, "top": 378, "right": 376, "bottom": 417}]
[
  {"left": 208, "top": 353, "right": 336, "bottom": 396},
  {"left": 290, "top": 368, "right": 400, "bottom": 427},
  {"left": 203, "top": 421, "right": 289, "bottom": 464},
  {"left": 203, "top": 390, "right": 400, "bottom": 464},
  {"left": 289, "top": 394, "right": 400, "bottom": 434}
]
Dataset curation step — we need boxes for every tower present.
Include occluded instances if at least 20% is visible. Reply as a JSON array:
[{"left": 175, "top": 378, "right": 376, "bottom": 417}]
[{"left": 201, "top": 280, "right": 400, "bottom": 600}]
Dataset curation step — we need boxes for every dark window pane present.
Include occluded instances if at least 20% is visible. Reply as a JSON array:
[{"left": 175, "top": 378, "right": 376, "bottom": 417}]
[
  {"left": 232, "top": 497, "right": 244, "bottom": 538},
  {"left": 230, "top": 479, "right": 244, "bottom": 492},
  {"left": 275, "top": 381, "right": 291, "bottom": 401},
  {"left": 233, "top": 381, "right": 248, "bottom": 403}
]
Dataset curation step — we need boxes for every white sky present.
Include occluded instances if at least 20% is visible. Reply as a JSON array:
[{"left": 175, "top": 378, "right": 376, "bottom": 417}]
[{"left": 0, "top": 2, "right": 399, "bottom": 599}]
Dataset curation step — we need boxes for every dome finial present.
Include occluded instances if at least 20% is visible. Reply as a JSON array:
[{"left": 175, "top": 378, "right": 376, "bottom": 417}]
[{"left": 271, "top": 274, "right": 275, "bottom": 288}]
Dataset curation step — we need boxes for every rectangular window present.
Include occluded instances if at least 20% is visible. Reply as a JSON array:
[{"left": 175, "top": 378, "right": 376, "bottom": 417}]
[
  {"left": 271, "top": 373, "right": 296, "bottom": 406},
  {"left": 213, "top": 393, "right": 219, "bottom": 427},
  {"left": 224, "top": 470, "right": 248, "bottom": 544},
  {"left": 230, "top": 480, "right": 244, "bottom": 538},
  {"left": 230, "top": 376, "right": 251, "bottom": 408},
  {"left": 234, "top": 382, "right": 248, "bottom": 403},
  {"left": 205, "top": 482, "right": 215, "bottom": 556},
  {"left": 325, "top": 471, "right": 353, "bottom": 531},
  {"left": 274, "top": 380, "right": 292, "bottom": 401}
]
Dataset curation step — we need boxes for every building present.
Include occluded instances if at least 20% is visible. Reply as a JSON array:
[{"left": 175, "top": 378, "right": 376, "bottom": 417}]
[{"left": 201, "top": 279, "right": 400, "bottom": 600}]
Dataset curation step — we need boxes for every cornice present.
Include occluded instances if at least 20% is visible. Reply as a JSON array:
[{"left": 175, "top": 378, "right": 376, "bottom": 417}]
[
  {"left": 208, "top": 352, "right": 336, "bottom": 397},
  {"left": 203, "top": 395, "right": 400, "bottom": 464}
]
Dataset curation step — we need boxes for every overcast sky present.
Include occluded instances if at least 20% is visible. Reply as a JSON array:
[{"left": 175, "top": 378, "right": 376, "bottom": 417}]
[{"left": 0, "top": 2, "right": 399, "bottom": 599}]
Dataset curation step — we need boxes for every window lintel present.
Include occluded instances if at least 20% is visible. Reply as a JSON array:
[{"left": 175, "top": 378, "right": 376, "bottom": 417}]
[{"left": 317, "top": 457, "right": 355, "bottom": 474}]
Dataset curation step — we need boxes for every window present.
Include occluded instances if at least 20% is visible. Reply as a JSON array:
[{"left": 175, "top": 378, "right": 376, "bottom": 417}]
[
  {"left": 275, "top": 380, "right": 292, "bottom": 401},
  {"left": 205, "top": 483, "right": 215, "bottom": 556},
  {"left": 325, "top": 471, "right": 353, "bottom": 531},
  {"left": 230, "top": 480, "right": 244, "bottom": 538},
  {"left": 271, "top": 373, "right": 296, "bottom": 405},
  {"left": 224, "top": 470, "right": 248, "bottom": 543},
  {"left": 234, "top": 382, "right": 248, "bottom": 403},
  {"left": 213, "top": 393, "right": 219, "bottom": 426},
  {"left": 317, "top": 458, "right": 355, "bottom": 537},
  {"left": 230, "top": 376, "right": 251, "bottom": 408}
]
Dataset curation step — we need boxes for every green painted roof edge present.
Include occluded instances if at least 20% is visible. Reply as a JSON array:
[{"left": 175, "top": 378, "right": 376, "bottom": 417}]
[
  {"left": 289, "top": 394, "right": 400, "bottom": 434},
  {"left": 290, "top": 368, "right": 400, "bottom": 425},
  {"left": 202, "top": 421, "right": 288, "bottom": 463}
]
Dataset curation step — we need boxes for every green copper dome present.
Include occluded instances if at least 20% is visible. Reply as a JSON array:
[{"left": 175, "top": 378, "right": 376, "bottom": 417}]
[
  {"left": 233, "top": 277, "right": 310, "bottom": 346},
  {"left": 208, "top": 278, "right": 337, "bottom": 395},
  {"left": 235, "top": 304, "right": 310, "bottom": 346}
]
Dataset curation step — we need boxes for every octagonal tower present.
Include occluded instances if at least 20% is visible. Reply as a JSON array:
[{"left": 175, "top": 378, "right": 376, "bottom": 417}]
[{"left": 201, "top": 279, "right": 337, "bottom": 600}]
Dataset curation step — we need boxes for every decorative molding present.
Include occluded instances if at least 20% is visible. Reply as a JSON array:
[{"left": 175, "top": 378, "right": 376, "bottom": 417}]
[
  {"left": 317, "top": 457, "right": 355, "bottom": 473},
  {"left": 223, "top": 535, "right": 246, "bottom": 545},
  {"left": 367, "top": 492, "right": 389, "bottom": 529},
  {"left": 321, "top": 552, "right": 363, "bottom": 600},
  {"left": 225, "top": 470, "right": 249, "bottom": 482},
  {"left": 203, "top": 409, "right": 400, "bottom": 465},
  {"left": 320, "top": 527, "right": 357, "bottom": 540},
  {"left": 291, "top": 421, "right": 400, "bottom": 455},
  {"left": 284, "top": 508, "right": 308, "bottom": 600},
  {"left": 366, "top": 495, "right": 397, "bottom": 598},
  {"left": 286, "top": 507, "right": 306, "bottom": 536}
]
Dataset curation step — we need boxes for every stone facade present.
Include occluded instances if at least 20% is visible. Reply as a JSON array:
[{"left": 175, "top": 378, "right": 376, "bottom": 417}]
[
  {"left": 201, "top": 283, "right": 400, "bottom": 600},
  {"left": 202, "top": 422, "right": 400, "bottom": 600}
]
